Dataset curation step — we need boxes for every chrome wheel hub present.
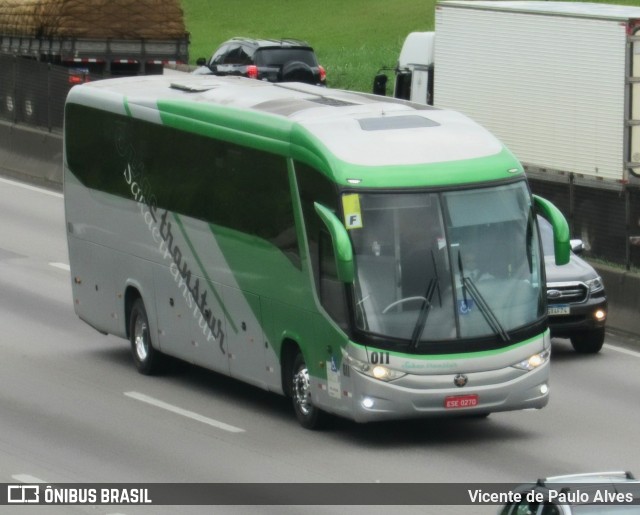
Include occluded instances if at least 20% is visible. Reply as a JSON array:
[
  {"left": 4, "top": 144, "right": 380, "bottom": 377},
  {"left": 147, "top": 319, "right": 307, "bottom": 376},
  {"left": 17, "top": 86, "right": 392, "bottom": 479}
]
[
  {"left": 134, "top": 317, "right": 149, "bottom": 361},
  {"left": 293, "top": 365, "right": 312, "bottom": 416}
]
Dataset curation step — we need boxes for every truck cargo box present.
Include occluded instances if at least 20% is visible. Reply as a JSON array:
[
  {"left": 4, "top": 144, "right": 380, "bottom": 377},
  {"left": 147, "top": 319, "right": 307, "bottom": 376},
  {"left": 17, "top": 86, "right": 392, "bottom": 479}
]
[{"left": 434, "top": 1, "right": 640, "bottom": 188}]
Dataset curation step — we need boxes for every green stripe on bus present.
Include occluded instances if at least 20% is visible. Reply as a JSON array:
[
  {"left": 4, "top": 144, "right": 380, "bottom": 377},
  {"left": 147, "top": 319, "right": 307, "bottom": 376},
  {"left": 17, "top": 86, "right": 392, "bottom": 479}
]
[{"left": 172, "top": 213, "right": 239, "bottom": 335}]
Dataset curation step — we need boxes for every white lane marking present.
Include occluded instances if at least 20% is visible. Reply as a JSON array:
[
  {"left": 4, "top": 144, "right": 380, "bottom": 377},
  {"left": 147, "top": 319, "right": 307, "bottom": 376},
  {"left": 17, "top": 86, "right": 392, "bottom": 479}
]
[
  {"left": 0, "top": 176, "right": 63, "bottom": 198},
  {"left": 11, "top": 474, "right": 47, "bottom": 483},
  {"left": 49, "top": 262, "right": 70, "bottom": 271},
  {"left": 125, "top": 391, "right": 245, "bottom": 433},
  {"left": 604, "top": 343, "right": 640, "bottom": 359}
]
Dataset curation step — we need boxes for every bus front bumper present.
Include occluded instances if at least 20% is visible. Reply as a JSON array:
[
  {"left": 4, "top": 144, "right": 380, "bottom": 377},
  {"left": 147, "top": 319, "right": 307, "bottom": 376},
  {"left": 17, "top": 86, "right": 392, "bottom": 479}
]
[{"left": 346, "top": 361, "right": 549, "bottom": 424}]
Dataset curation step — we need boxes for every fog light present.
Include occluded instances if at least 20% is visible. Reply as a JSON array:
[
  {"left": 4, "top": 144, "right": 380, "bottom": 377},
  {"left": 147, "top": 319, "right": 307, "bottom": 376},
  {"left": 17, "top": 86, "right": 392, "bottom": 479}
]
[
  {"left": 594, "top": 309, "right": 606, "bottom": 321},
  {"left": 540, "top": 384, "right": 549, "bottom": 395},
  {"left": 362, "top": 397, "right": 374, "bottom": 409}
]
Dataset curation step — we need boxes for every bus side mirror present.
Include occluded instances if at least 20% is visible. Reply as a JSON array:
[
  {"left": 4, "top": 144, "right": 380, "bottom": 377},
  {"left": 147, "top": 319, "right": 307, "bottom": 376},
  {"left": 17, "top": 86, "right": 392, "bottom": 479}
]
[
  {"left": 533, "top": 194, "right": 570, "bottom": 265},
  {"left": 314, "top": 202, "right": 355, "bottom": 283}
]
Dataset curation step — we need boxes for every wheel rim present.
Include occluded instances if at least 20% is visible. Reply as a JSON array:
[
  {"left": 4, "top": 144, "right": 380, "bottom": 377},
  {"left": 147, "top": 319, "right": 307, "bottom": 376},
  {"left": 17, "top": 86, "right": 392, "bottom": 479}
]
[
  {"left": 134, "top": 316, "right": 149, "bottom": 362},
  {"left": 292, "top": 363, "right": 312, "bottom": 416}
]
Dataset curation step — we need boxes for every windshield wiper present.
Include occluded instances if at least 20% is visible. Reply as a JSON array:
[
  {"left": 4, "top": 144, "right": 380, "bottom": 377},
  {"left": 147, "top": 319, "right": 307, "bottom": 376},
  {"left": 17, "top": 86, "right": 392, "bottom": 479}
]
[
  {"left": 463, "top": 277, "right": 511, "bottom": 343},
  {"left": 457, "top": 251, "right": 511, "bottom": 344},
  {"left": 457, "top": 251, "right": 469, "bottom": 308},
  {"left": 409, "top": 250, "right": 442, "bottom": 349},
  {"left": 410, "top": 278, "right": 437, "bottom": 349}
]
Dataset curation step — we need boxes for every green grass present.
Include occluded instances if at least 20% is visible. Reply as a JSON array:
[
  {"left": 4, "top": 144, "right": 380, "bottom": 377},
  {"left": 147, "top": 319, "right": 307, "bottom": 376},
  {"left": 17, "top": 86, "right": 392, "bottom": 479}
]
[
  {"left": 181, "top": 0, "right": 640, "bottom": 93},
  {"left": 181, "top": 0, "right": 435, "bottom": 93}
]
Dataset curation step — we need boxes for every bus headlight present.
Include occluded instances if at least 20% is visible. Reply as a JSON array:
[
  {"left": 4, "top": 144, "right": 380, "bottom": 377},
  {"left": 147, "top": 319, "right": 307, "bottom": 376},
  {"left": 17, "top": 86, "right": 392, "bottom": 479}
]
[
  {"left": 345, "top": 354, "right": 406, "bottom": 382},
  {"left": 512, "top": 349, "right": 550, "bottom": 371}
]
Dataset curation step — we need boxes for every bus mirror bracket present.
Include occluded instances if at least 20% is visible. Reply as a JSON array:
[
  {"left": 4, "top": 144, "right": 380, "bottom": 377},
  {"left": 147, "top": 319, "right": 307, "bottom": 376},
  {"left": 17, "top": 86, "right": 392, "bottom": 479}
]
[
  {"left": 314, "top": 202, "right": 355, "bottom": 284},
  {"left": 533, "top": 194, "right": 570, "bottom": 265}
]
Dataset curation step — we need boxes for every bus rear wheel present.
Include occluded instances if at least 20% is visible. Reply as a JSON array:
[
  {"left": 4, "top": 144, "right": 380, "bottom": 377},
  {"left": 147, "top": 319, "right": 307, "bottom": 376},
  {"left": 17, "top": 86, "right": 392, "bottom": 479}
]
[
  {"left": 129, "top": 298, "right": 164, "bottom": 374},
  {"left": 291, "top": 352, "right": 323, "bottom": 430}
]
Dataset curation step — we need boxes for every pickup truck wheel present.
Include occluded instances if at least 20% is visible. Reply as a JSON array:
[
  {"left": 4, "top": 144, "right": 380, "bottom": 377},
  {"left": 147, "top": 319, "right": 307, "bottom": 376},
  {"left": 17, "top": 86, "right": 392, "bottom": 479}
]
[
  {"left": 130, "top": 298, "right": 164, "bottom": 374},
  {"left": 570, "top": 327, "right": 605, "bottom": 354}
]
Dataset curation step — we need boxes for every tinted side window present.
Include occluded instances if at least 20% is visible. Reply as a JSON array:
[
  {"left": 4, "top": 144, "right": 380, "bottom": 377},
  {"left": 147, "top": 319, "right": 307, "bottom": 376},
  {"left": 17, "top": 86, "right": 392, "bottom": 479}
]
[
  {"left": 210, "top": 44, "right": 230, "bottom": 65},
  {"left": 295, "top": 162, "right": 348, "bottom": 329},
  {"left": 66, "top": 103, "right": 132, "bottom": 198},
  {"left": 66, "top": 104, "right": 298, "bottom": 262},
  {"left": 223, "top": 45, "right": 251, "bottom": 65},
  {"left": 255, "top": 48, "right": 317, "bottom": 67}
]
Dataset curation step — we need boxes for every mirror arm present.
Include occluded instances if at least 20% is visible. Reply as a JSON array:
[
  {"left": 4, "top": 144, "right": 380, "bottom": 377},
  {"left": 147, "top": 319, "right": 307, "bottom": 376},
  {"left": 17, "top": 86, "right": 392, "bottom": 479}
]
[{"left": 314, "top": 202, "right": 355, "bottom": 284}]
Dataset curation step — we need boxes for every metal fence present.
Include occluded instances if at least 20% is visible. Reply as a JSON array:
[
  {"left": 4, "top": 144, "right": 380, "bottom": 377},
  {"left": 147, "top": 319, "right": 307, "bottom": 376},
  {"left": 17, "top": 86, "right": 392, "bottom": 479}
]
[
  {"left": 0, "top": 53, "right": 101, "bottom": 131},
  {"left": 529, "top": 177, "right": 640, "bottom": 271}
]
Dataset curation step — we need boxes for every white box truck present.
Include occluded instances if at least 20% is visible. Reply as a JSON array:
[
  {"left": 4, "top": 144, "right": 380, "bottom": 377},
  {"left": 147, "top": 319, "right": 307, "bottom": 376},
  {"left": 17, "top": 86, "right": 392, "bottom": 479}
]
[
  {"left": 433, "top": 1, "right": 640, "bottom": 188},
  {"left": 376, "top": 1, "right": 640, "bottom": 266}
]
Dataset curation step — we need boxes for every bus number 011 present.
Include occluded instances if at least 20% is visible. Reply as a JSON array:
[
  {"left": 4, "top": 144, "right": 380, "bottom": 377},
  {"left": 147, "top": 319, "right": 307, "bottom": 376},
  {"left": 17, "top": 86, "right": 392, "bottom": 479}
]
[{"left": 370, "top": 351, "right": 390, "bottom": 365}]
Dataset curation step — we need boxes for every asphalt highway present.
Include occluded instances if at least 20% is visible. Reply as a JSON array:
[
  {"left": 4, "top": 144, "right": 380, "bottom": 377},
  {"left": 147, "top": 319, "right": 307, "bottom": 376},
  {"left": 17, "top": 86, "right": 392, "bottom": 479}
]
[{"left": 1, "top": 175, "right": 640, "bottom": 515}]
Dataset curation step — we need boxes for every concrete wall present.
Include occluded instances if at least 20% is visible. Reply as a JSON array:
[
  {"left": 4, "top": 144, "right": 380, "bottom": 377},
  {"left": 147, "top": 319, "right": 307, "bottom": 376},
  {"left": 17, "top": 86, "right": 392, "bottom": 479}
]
[
  {"left": 0, "top": 121, "right": 63, "bottom": 189},
  {"left": 593, "top": 263, "right": 640, "bottom": 338},
  {"left": 0, "top": 120, "right": 638, "bottom": 339}
]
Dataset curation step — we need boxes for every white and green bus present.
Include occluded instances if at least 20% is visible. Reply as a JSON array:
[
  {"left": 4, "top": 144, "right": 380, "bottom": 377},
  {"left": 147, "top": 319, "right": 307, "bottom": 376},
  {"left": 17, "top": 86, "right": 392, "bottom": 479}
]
[{"left": 64, "top": 74, "right": 569, "bottom": 428}]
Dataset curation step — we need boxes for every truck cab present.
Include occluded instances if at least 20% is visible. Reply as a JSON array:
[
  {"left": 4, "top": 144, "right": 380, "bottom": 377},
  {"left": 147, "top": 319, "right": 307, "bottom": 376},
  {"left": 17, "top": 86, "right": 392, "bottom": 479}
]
[{"left": 374, "top": 32, "right": 435, "bottom": 105}]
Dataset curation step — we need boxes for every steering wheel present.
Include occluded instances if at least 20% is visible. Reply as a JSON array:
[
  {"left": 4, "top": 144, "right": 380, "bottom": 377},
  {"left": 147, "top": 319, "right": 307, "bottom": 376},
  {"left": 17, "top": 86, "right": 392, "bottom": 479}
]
[{"left": 382, "top": 296, "right": 428, "bottom": 314}]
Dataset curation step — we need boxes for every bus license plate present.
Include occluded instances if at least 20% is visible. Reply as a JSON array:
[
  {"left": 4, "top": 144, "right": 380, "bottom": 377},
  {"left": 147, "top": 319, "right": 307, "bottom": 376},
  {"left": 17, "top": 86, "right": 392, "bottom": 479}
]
[
  {"left": 548, "top": 305, "right": 570, "bottom": 316},
  {"left": 444, "top": 394, "right": 479, "bottom": 409}
]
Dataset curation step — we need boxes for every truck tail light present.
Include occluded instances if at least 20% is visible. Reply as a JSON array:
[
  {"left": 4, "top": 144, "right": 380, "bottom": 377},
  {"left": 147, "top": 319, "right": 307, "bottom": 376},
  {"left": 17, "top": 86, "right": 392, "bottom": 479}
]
[{"left": 68, "top": 73, "right": 89, "bottom": 85}]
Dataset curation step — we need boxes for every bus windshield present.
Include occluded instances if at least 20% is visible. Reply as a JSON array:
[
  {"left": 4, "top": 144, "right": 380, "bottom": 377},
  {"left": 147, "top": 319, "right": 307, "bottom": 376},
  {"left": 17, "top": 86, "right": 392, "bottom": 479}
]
[{"left": 348, "top": 181, "right": 543, "bottom": 347}]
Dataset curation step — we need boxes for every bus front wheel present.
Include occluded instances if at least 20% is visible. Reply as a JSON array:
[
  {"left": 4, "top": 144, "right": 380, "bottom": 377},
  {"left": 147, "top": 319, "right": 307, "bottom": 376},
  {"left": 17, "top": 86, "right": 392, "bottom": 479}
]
[
  {"left": 129, "top": 298, "right": 164, "bottom": 375},
  {"left": 291, "top": 352, "right": 323, "bottom": 429}
]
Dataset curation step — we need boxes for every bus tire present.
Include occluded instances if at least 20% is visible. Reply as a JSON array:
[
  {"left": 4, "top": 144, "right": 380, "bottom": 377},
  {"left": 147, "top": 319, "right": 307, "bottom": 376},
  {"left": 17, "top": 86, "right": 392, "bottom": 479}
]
[
  {"left": 570, "top": 328, "right": 605, "bottom": 354},
  {"left": 129, "top": 298, "right": 164, "bottom": 375},
  {"left": 291, "top": 352, "right": 323, "bottom": 429}
]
